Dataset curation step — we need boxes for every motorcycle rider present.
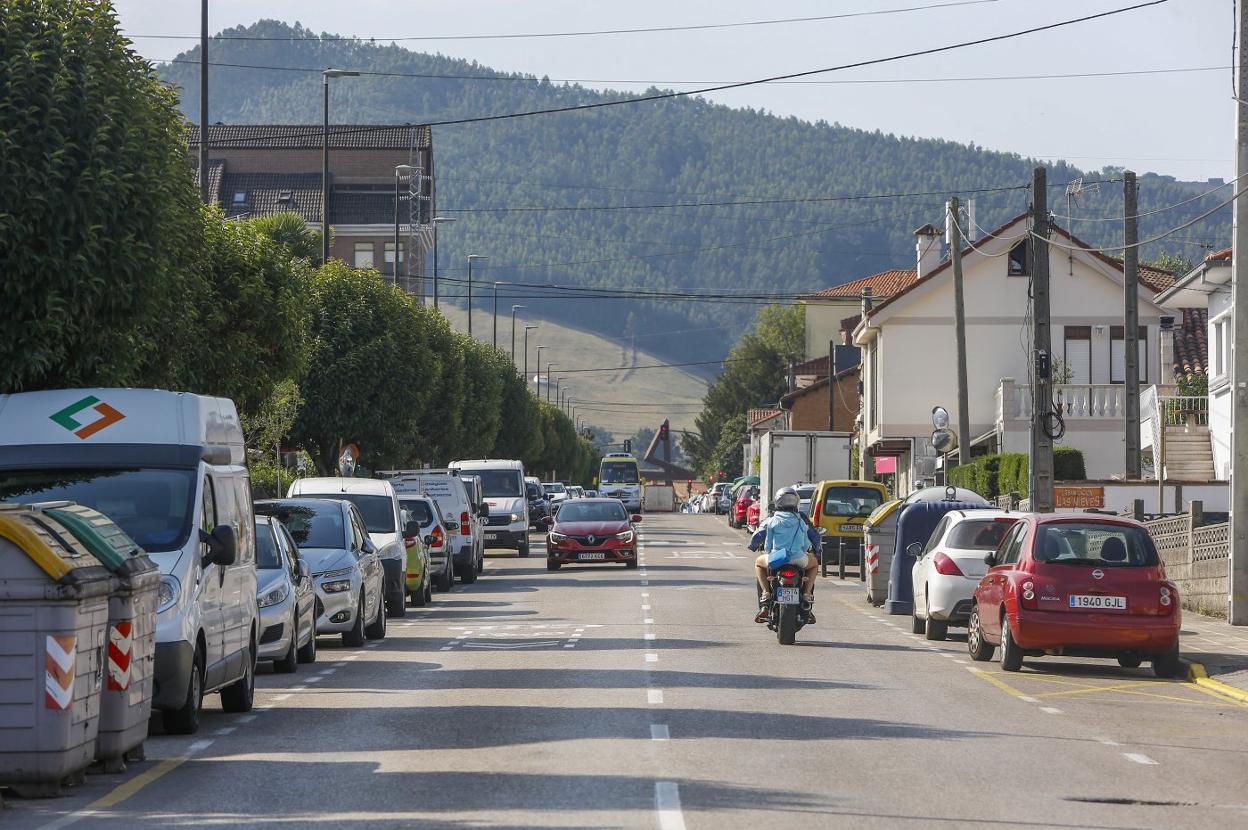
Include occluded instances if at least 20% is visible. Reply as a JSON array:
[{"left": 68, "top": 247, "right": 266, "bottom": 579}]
[{"left": 749, "top": 487, "right": 819, "bottom": 624}]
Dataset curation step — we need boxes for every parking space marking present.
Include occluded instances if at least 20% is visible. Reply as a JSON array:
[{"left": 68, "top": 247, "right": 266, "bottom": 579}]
[
  {"left": 648, "top": 689, "right": 665, "bottom": 704},
  {"left": 1040, "top": 707, "right": 1064, "bottom": 715},
  {"left": 237, "top": 714, "right": 258, "bottom": 723},
  {"left": 655, "top": 782, "right": 687, "bottom": 830},
  {"left": 645, "top": 632, "right": 656, "bottom": 640},
  {"left": 1019, "top": 696, "right": 1040, "bottom": 703},
  {"left": 651, "top": 724, "right": 671, "bottom": 741},
  {"left": 642, "top": 604, "right": 652, "bottom": 610},
  {"left": 213, "top": 726, "right": 236, "bottom": 735},
  {"left": 644, "top": 618, "right": 655, "bottom": 624},
  {"left": 646, "top": 653, "right": 659, "bottom": 663},
  {"left": 305, "top": 676, "right": 323, "bottom": 683},
  {"left": 965, "top": 666, "right": 1027, "bottom": 699},
  {"left": 1097, "top": 737, "right": 1121, "bottom": 746},
  {"left": 332, "top": 661, "right": 348, "bottom": 667},
  {"left": 1123, "top": 752, "right": 1159, "bottom": 765}
]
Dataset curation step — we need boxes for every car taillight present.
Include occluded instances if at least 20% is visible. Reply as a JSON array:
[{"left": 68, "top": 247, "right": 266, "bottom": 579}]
[
  {"left": 813, "top": 498, "right": 821, "bottom": 524},
  {"left": 1159, "top": 584, "right": 1176, "bottom": 614},
  {"left": 1020, "top": 579, "right": 1037, "bottom": 609},
  {"left": 932, "top": 552, "right": 964, "bottom": 577},
  {"left": 431, "top": 527, "right": 444, "bottom": 548},
  {"left": 460, "top": 511, "right": 471, "bottom": 535}
]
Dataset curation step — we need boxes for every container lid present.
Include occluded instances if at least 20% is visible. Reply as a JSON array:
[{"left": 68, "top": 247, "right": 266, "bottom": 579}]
[
  {"left": 0, "top": 504, "right": 111, "bottom": 584},
  {"left": 36, "top": 502, "right": 147, "bottom": 572}
]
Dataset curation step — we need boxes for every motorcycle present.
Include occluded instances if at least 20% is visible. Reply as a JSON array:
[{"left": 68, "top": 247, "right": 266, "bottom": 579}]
[{"left": 765, "top": 563, "right": 809, "bottom": 645}]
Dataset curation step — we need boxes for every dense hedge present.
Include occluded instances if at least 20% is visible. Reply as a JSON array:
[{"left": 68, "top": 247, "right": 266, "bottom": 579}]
[{"left": 949, "top": 447, "right": 1086, "bottom": 500}]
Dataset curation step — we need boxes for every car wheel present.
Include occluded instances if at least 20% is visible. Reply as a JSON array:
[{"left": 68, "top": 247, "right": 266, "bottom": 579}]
[
  {"left": 297, "top": 626, "right": 317, "bottom": 665},
  {"left": 1118, "top": 656, "right": 1142, "bottom": 669},
  {"left": 220, "top": 637, "right": 255, "bottom": 713},
  {"left": 386, "top": 587, "right": 407, "bottom": 618},
  {"left": 437, "top": 561, "right": 454, "bottom": 592},
  {"left": 163, "top": 645, "right": 204, "bottom": 735},
  {"left": 547, "top": 559, "right": 561, "bottom": 571},
  {"left": 274, "top": 630, "right": 298, "bottom": 674},
  {"left": 1152, "top": 645, "right": 1183, "bottom": 679},
  {"left": 518, "top": 540, "right": 530, "bottom": 558},
  {"left": 424, "top": 578, "right": 433, "bottom": 604},
  {"left": 343, "top": 597, "right": 366, "bottom": 647},
  {"left": 626, "top": 559, "right": 638, "bottom": 569},
  {"left": 412, "top": 578, "right": 428, "bottom": 607},
  {"left": 460, "top": 556, "right": 478, "bottom": 584},
  {"left": 1000, "top": 615, "right": 1023, "bottom": 672},
  {"left": 911, "top": 611, "right": 926, "bottom": 634},
  {"left": 967, "top": 606, "right": 995, "bottom": 662},
  {"left": 925, "top": 618, "right": 948, "bottom": 641},
  {"left": 365, "top": 594, "right": 387, "bottom": 640}
]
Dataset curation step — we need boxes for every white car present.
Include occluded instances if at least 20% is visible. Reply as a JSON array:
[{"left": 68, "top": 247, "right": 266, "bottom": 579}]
[{"left": 910, "top": 509, "right": 1022, "bottom": 641}]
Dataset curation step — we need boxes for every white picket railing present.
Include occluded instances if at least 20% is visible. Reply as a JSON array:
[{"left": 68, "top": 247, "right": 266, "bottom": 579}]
[{"left": 997, "top": 380, "right": 1127, "bottom": 422}]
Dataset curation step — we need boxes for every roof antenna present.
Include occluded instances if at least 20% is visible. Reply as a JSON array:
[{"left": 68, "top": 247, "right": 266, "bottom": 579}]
[{"left": 1064, "top": 178, "right": 1101, "bottom": 277}]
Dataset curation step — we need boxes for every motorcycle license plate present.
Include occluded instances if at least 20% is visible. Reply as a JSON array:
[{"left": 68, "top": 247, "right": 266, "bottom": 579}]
[
  {"left": 579, "top": 552, "right": 607, "bottom": 561},
  {"left": 776, "top": 587, "right": 800, "bottom": 605}
]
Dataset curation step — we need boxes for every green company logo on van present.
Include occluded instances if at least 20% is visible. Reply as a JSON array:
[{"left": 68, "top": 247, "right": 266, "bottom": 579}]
[{"left": 50, "top": 396, "right": 126, "bottom": 439}]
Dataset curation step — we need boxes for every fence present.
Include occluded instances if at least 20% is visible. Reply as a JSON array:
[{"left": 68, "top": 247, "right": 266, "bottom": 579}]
[{"left": 1141, "top": 505, "right": 1229, "bottom": 617}]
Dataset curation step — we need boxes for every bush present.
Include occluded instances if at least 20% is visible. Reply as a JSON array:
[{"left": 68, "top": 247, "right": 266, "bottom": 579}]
[
  {"left": 1054, "top": 446, "right": 1087, "bottom": 481},
  {"left": 951, "top": 448, "right": 1086, "bottom": 500}
]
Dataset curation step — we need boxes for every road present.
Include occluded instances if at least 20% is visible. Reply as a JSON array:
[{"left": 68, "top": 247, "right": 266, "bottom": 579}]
[{"left": 9, "top": 513, "right": 1248, "bottom": 829}]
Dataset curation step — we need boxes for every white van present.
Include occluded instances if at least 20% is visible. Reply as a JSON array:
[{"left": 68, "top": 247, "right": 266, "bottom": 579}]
[
  {"left": 448, "top": 459, "right": 529, "bottom": 557},
  {"left": 377, "top": 469, "right": 484, "bottom": 586},
  {"left": 0, "top": 389, "right": 258, "bottom": 735},
  {"left": 286, "top": 477, "right": 407, "bottom": 618}
]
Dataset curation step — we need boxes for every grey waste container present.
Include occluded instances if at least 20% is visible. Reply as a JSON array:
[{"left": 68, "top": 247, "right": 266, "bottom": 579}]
[
  {"left": 0, "top": 505, "right": 111, "bottom": 797},
  {"left": 37, "top": 502, "right": 159, "bottom": 771}
]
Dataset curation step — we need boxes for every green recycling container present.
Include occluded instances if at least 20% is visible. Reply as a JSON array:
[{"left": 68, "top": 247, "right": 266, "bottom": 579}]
[
  {"left": 37, "top": 502, "right": 159, "bottom": 771},
  {"left": 0, "top": 504, "right": 111, "bottom": 797}
]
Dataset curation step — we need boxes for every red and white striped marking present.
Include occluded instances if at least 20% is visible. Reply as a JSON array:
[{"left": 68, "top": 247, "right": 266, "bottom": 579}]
[
  {"left": 45, "top": 634, "right": 77, "bottom": 710},
  {"left": 107, "top": 621, "right": 133, "bottom": 691},
  {"left": 865, "top": 543, "right": 879, "bottom": 576}
]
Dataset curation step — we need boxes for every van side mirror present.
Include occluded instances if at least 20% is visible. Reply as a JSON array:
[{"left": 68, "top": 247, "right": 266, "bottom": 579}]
[
  {"left": 361, "top": 538, "right": 377, "bottom": 555},
  {"left": 478, "top": 503, "right": 490, "bottom": 518},
  {"left": 631, "top": 514, "right": 643, "bottom": 524},
  {"left": 423, "top": 534, "right": 435, "bottom": 546},
  {"left": 203, "top": 525, "right": 238, "bottom": 567},
  {"left": 298, "top": 560, "right": 310, "bottom": 580},
  {"left": 906, "top": 542, "right": 923, "bottom": 558},
  {"left": 542, "top": 516, "right": 554, "bottom": 527},
  {"left": 984, "top": 553, "right": 997, "bottom": 566}
]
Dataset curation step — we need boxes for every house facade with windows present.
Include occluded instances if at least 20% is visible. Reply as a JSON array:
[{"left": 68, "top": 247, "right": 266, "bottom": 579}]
[
  {"left": 188, "top": 124, "right": 434, "bottom": 296},
  {"left": 851, "top": 212, "right": 1174, "bottom": 494}
]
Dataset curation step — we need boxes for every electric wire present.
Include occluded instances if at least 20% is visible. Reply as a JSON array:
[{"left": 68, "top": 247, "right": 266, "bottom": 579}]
[
  {"left": 1033, "top": 192, "right": 1237, "bottom": 254},
  {"left": 1048, "top": 173, "right": 1248, "bottom": 223}
]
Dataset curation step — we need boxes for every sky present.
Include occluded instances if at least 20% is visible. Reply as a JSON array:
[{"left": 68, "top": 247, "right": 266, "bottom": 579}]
[{"left": 113, "top": 0, "right": 1232, "bottom": 182}]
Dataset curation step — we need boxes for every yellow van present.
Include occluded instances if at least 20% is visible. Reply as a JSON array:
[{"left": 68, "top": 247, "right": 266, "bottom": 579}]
[{"left": 810, "top": 480, "right": 890, "bottom": 572}]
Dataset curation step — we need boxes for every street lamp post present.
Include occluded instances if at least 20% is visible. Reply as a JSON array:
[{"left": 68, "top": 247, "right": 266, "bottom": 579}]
[
  {"left": 492, "top": 281, "right": 509, "bottom": 349},
  {"left": 524, "top": 327, "right": 538, "bottom": 388},
  {"left": 511, "top": 305, "right": 526, "bottom": 363},
  {"left": 467, "top": 254, "right": 487, "bottom": 337},
  {"left": 321, "top": 68, "right": 359, "bottom": 265},
  {"left": 431, "top": 216, "right": 455, "bottom": 310},
  {"left": 393, "top": 164, "right": 416, "bottom": 290},
  {"left": 554, "top": 377, "right": 563, "bottom": 410},
  {"left": 535, "top": 346, "right": 546, "bottom": 397},
  {"left": 545, "top": 364, "right": 557, "bottom": 403}
]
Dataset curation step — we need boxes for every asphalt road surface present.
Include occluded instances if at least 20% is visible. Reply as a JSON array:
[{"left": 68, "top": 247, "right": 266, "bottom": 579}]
[{"left": 9, "top": 513, "right": 1248, "bottom": 829}]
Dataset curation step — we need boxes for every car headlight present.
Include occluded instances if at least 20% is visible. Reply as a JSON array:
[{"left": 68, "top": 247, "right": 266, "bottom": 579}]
[
  {"left": 510, "top": 512, "right": 522, "bottom": 522},
  {"left": 549, "top": 532, "right": 567, "bottom": 543},
  {"left": 321, "top": 578, "right": 352, "bottom": 594},
  {"left": 259, "top": 582, "right": 291, "bottom": 608},
  {"left": 615, "top": 530, "right": 635, "bottom": 543},
  {"left": 158, "top": 576, "right": 180, "bottom": 613}
]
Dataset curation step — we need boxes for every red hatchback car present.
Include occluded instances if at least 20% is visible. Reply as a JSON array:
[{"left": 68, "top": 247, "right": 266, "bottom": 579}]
[
  {"left": 730, "top": 486, "right": 758, "bottom": 529},
  {"left": 545, "top": 498, "right": 642, "bottom": 571},
  {"left": 967, "top": 514, "right": 1182, "bottom": 677}
]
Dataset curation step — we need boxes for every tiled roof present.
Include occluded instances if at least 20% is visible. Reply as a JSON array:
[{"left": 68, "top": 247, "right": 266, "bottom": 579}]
[
  {"left": 1173, "top": 308, "right": 1208, "bottom": 380},
  {"left": 188, "top": 124, "right": 432, "bottom": 150},
  {"left": 1205, "top": 247, "right": 1232, "bottom": 263},
  {"left": 220, "top": 172, "right": 322, "bottom": 222},
  {"left": 793, "top": 355, "right": 829, "bottom": 376},
  {"left": 1139, "top": 264, "right": 1175, "bottom": 292},
  {"left": 329, "top": 191, "right": 412, "bottom": 225},
  {"left": 748, "top": 408, "right": 784, "bottom": 428},
  {"left": 205, "top": 160, "right": 225, "bottom": 206},
  {"left": 800, "top": 269, "right": 915, "bottom": 301},
  {"left": 840, "top": 313, "right": 862, "bottom": 335}
]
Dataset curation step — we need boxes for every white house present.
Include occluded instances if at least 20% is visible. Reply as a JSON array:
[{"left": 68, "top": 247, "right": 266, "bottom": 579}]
[{"left": 851, "top": 212, "right": 1175, "bottom": 495}]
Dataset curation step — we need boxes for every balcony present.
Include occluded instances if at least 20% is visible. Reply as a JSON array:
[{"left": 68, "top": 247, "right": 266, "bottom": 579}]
[{"left": 996, "top": 378, "right": 1129, "bottom": 425}]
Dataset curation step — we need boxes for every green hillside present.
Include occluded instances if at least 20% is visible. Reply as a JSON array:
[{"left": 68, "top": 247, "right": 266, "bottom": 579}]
[{"left": 158, "top": 20, "right": 1231, "bottom": 363}]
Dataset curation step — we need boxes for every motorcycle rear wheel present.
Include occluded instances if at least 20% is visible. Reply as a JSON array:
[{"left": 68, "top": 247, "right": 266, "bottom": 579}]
[{"left": 777, "top": 604, "right": 798, "bottom": 645}]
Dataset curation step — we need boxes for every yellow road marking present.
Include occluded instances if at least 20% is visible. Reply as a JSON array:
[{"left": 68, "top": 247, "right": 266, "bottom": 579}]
[
  {"left": 88, "top": 755, "right": 188, "bottom": 809},
  {"left": 966, "top": 667, "right": 1028, "bottom": 698},
  {"left": 1189, "top": 678, "right": 1248, "bottom": 707}
]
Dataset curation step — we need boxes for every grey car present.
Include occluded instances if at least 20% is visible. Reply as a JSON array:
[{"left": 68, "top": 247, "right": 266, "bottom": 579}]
[
  {"left": 255, "top": 499, "right": 388, "bottom": 647},
  {"left": 254, "top": 516, "right": 317, "bottom": 671}
]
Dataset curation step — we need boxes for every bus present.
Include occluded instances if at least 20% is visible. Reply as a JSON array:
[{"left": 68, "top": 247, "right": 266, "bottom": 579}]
[{"left": 598, "top": 452, "right": 642, "bottom": 511}]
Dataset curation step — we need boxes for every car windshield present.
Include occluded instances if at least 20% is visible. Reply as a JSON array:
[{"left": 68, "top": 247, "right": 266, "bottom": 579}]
[
  {"left": 600, "top": 462, "right": 639, "bottom": 484},
  {"left": 822, "top": 487, "right": 885, "bottom": 517},
  {"left": 557, "top": 501, "right": 629, "bottom": 523},
  {"left": 947, "top": 518, "right": 1018, "bottom": 550},
  {"left": 1034, "top": 522, "right": 1158, "bottom": 567},
  {"left": 796, "top": 486, "right": 815, "bottom": 501},
  {"left": 526, "top": 483, "right": 542, "bottom": 499},
  {"left": 256, "top": 503, "right": 346, "bottom": 549},
  {"left": 400, "top": 499, "right": 434, "bottom": 527},
  {"left": 459, "top": 470, "right": 522, "bottom": 498},
  {"left": 0, "top": 467, "right": 196, "bottom": 553},
  {"left": 254, "top": 522, "right": 283, "bottom": 569},
  {"left": 544, "top": 482, "right": 565, "bottom": 493},
  {"left": 300, "top": 493, "right": 394, "bottom": 534}
]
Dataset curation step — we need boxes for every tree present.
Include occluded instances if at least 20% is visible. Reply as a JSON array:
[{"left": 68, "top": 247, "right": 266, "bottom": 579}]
[
  {"left": 1, "top": 0, "right": 200, "bottom": 392},
  {"left": 251, "top": 211, "right": 324, "bottom": 265},
  {"left": 703, "top": 413, "right": 748, "bottom": 481}
]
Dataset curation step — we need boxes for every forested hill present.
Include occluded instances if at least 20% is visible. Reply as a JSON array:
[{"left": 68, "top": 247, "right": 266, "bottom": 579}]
[{"left": 159, "top": 20, "right": 1231, "bottom": 365}]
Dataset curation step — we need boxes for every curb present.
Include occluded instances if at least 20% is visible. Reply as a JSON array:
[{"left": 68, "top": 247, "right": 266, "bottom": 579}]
[{"left": 1185, "top": 660, "right": 1248, "bottom": 705}]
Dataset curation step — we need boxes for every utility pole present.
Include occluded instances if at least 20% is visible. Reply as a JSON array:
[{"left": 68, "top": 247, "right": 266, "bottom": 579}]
[
  {"left": 511, "top": 305, "right": 525, "bottom": 364},
  {"left": 827, "top": 338, "right": 836, "bottom": 432},
  {"left": 949, "top": 196, "right": 972, "bottom": 467},
  {"left": 198, "top": 0, "right": 209, "bottom": 203},
  {"left": 1123, "top": 170, "right": 1142, "bottom": 479},
  {"left": 467, "top": 255, "right": 487, "bottom": 337},
  {"left": 546, "top": 364, "right": 557, "bottom": 403},
  {"left": 1229, "top": 0, "right": 1248, "bottom": 624},
  {"left": 1029, "top": 167, "right": 1055, "bottom": 513},
  {"left": 524, "top": 327, "right": 538, "bottom": 386}
]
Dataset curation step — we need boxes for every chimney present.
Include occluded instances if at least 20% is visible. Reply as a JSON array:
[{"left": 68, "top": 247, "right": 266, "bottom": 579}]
[
  {"left": 1159, "top": 315, "right": 1176, "bottom": 384},
  {"left": 914, "top": 223, "right": 942, "bottom": 278},
  {"left": 860, "top": 287, "right": 874, "bottom": 317}
]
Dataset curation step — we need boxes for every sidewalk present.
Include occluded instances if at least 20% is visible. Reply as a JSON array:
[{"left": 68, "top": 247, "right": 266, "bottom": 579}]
[{"left": 1179, "top": 611, "right": 1248, "bottom": 700}]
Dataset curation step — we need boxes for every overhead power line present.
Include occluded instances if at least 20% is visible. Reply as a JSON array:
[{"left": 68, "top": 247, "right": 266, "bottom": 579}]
[
  {"left": 200, "top": 1, "right": 1169, "bottom": 143},
  {"left": 130, "top": 1, "right": 999, "bottom": 42}
]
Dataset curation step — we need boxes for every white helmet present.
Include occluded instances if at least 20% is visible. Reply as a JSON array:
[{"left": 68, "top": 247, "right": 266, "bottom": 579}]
[{"left": 774, "top": 486, "right": 800, "bottom": 510}]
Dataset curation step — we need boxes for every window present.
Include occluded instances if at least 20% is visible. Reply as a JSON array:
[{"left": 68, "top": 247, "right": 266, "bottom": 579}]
[
  {"left": 1214, "top": 319, "right": 1227, "bottom": 378},
  {"left": 232, "top": 191, "right": 247, "bottom": 205},
  {"left": 998, "top": 523, "right": 1028, "bottom": 566},
  {"left": 1008, "top": 240, "right": 1029, "bottom": 276},
  {"left": 821, "top": 486, "right": 885, "bottom": 517},
  {"left": 384, "top": 242, "right": 406, "bottom": 265},
  {"left": 1110, "top": 326, "right": 1148, "bottom": 384},
  {"left": 867, "top": 340, "right": 878, "bottom": 429},
  {"left": 1062, "top": 326, "right": 1091, "bottom": 385},
  {"left": 202, "top": 476, "right": 217, "bottom": 535},
  {"left": 256, "top": 502, "right": 346, "bottom": 549},
  {"left": 349, "top": 508, "right": 367, "bottom": 551},
  {"left": 923, "top": 516, "right": 951, "bottom": 555},
  {"left": 1034, "top": 522, "right": 1158, "bottom": 567},
  {"left": 948, "top": 518, "right": 1019, "bottom": 551},
  {"left": 255, "top": 522, "right": 282, "bottom": 569},
  {"left": 353, "top": 242, "right": 375, "bottom": 269}
]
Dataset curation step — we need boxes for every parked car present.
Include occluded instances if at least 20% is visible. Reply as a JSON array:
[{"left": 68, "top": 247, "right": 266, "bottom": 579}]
[
  {"left": 256, "top": 499, "right": 388, "bottom": 647},
  {"left": 0, "top": 388, "right": 258, "bottom": 735},
  {"left": 568, "top": 486, "right": 585, "bottom": 499},
  {"left": 544, "top": 481, "right": 569, "bottom": 506},
  {"left": 254, "top": 516, "right": 317, "bottom": 671},
  {"left": 746, "top": 498, "right": 762, "bottom": 531},
  {"left": 379, "top": 469, "right": 484, "bottom": 585},
  {"left": 795, "top": 484, "right": 816, "bottom": 517},
  {"left": 399, "top": 495, "right": 448, "bottom": 600},
  {"left": 545, "top": 498, "right": 642, "bottom": 570},
  {"left": 729, "top": 486, "right": 758, "bottom": 529},
  {"left": 968, "top": 514, "right": 1182, "bottom": 677},
  {"left": 584, "top": 490, "right": 599, "bottom": 498},
  {"left": 450, "top": 459, "right": 530, "bottom": 557},
  {"left": 910, "top": 510, "right": 1022, "bottom": 640},
  {"left": 717, "top": 488, "right": 735, "bottom": 515},
  {"left": 526, "top": 477, "right": 550, "bottom": 530},
  {"left": 288, "top": 477, "right": 408, "bottom": 618}
]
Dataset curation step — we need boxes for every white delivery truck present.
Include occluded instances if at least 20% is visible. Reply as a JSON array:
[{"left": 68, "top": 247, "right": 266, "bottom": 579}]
[
  {"left": 0, "top": 389, "right": 258, "bottom": 735},
  {"left": 448, "top": 459, "right": 529, "bottom": 557},
  {"left": 757, "top": 431, "right": 854, "bottom": 516}
]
